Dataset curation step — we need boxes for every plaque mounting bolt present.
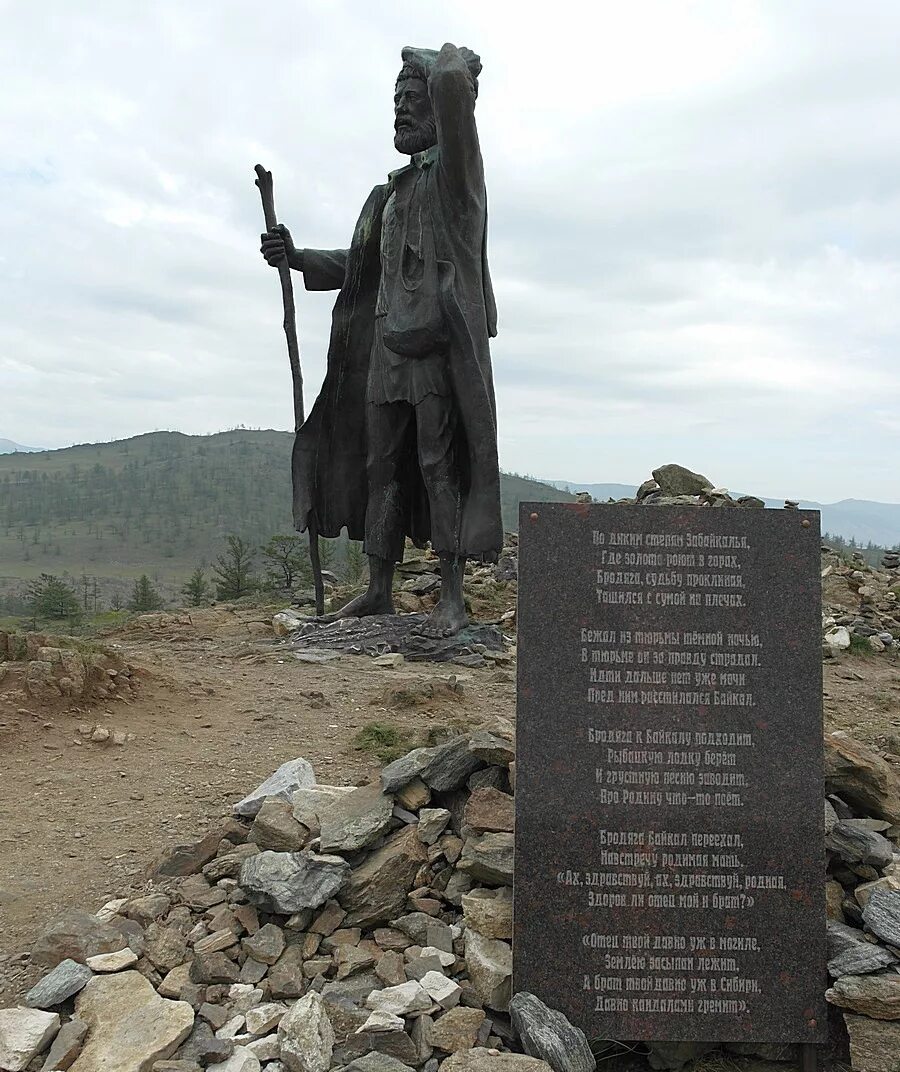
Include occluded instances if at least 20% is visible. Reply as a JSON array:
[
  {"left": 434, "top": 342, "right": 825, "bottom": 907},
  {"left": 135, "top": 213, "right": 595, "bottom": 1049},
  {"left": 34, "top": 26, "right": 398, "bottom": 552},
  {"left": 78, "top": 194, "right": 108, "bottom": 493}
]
[
  {"left": 807, "top": 1019, "right": 817, "bottom": 1028},
  {"left": 529, "top": 512, "right": 539, "bottom": 522},
  {"left": 801, "top": 519, "right": 810, "bottom": 529}
]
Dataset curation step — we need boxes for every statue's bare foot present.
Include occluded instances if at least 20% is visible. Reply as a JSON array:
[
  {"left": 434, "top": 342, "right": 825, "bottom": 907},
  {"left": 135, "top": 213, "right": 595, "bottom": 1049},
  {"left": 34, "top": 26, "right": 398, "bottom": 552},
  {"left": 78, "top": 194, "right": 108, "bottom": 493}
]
[
  {"left": 415, "top": 599, "right": 468, "bottom": 639},
  {"left": 320, "top": 590, "right": 394, "bottom": 622}
]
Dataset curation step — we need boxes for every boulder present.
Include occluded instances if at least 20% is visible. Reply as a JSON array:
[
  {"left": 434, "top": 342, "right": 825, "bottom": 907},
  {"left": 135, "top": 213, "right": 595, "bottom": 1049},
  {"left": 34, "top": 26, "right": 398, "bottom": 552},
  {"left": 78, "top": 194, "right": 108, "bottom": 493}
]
[
  {"left": 842, "top": 1013, "right": 900, "bottom": 1072},
  {"left": 509, "top": 993, "right": 595, "bottom": 1072},
  {"left": 25, "top": 959, "right": 94, "bottom": 1008},
  {"left": 249, "top": 799, "right": 309, "bottom": 852},
  {"left": 155, "top": 831, "right": 223, "bottom": 878},
  {"left": 366, "top": 981, "right": 431, "bottom": 1017},
  {"left": 278, "top": 992, "right": 334, "bottom": 1072},
  {"left": 0, "top": 1007, "right": 60, "bottom": 1072},
  {"left": 40, "top": 1016, "right": 88, "bottom": 1071},
  {"left": 462, "top": 888, "right": 512, "bottom": 941},
  {"left": 826, "top": 973, "right": 900, "bottom": 1019},
  {"left": 240, "top": 851, "right": 350, "bottom": 914},
  {"left": 441, "top": 1050, "right": 552, "bottom": 1072},
  {"left": 464, "top": 931, "right": 512, "bottom": 1010},
  {"left": 826, "top": 821, "right": 894, "bottom": 869},
  {"left": 319, "top": 783, "right": 395, "bottom": 854},
  {"left": 242, "top": 923, "right": 285, "bottom": 965},
  {"left": 234, "top": 758, "right": 317, "bottom": 819},
  {"left": 86, "top": 948, "right": 140, "bottom": 972},
  {"left": 381, "top": 738, "right": 483, "bottom": 794},
  {"left": 458, "top": 833, "right": 515, "bottom": 885},
  {"left": 340, "top": 826, "right": 428, "bottom": 928},
  {"left": 70, "top": 971, "right": 194, "bottom": 1072},
  {"left": 427, "top": 1007, "right": 485, "bottom": 1052},
  {"left": 863, "top": 889, "right": 900, "bottom": 947},
  {"left": 651, "top": 464, "right": 712, "bottom": 496},
  {"left": 32, "top": 910, "right": 127, "bottom": 969},
  {"left": 825, "top": 732, "right": 900, "bottom": 825},
  {"left": 464, "top": 789, "right": 514, "bottom": 833},
  {"left": 468, "top": 732, "right": 515, "bottom": 767},
  {"left": 417, "top": 808, "right": 452, "bottom": 846},
  {"left": 292, "top": 786, "right": 356, "bottom": 833}
]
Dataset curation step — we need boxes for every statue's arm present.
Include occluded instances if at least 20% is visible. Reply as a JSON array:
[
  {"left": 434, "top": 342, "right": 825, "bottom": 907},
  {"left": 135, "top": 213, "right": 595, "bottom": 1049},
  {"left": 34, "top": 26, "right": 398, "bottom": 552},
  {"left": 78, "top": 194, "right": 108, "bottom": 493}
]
[
  {"left": 299, "top": 248, "right": 349, "bottom": 291},
  {"left": 429, "top": 43, "right": 483, "bottom": 198}
]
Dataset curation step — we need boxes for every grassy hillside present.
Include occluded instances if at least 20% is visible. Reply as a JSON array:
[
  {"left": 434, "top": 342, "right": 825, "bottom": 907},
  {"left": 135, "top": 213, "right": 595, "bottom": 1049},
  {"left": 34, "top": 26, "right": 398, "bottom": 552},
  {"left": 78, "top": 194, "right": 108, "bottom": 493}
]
[{"left": 0, "top": 430, "right": 573, "bottom": 600}]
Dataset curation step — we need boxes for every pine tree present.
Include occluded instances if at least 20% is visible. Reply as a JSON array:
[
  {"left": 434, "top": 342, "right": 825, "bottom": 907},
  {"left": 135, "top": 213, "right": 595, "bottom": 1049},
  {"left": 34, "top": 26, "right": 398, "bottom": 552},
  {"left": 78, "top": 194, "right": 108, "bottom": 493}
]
[
  {"left": 260, "top": 534, "right": 311, "bottom": 591},
  {"left": 181, "top": 568, "right": 210, "bottom": 607},
  {"left": 345, "top": 540, "right": 366, "bottom": 585},
  {"left": 129, "top": 574, "right": 164, "bottom": 612},
  {"left": 28, "top": 574, "right": 82, "bottom": 621},
  {"left": 213, "top": 535, "right": 257, "bottom": 599}
]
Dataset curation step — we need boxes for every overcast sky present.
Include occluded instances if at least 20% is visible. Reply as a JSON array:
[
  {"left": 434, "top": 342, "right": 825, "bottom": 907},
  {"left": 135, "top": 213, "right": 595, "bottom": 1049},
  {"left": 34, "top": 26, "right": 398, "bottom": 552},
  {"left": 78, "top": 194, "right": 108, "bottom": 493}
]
[{"left": 2, "top": 1, "right": 899, "bottom": 503}]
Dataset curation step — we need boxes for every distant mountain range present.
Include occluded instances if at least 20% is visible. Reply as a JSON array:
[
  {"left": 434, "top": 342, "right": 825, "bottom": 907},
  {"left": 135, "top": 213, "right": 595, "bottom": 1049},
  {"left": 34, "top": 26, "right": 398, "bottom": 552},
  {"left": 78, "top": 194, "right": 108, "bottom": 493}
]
[
  {"left": 0, "top": 438, "right": 42, "bottom": 454},
  {"left": 0, "top": 431, "right": 575, "bottom": 591},
  {"left": 545, "top": 481, "right": 900, "bottom": 548}
]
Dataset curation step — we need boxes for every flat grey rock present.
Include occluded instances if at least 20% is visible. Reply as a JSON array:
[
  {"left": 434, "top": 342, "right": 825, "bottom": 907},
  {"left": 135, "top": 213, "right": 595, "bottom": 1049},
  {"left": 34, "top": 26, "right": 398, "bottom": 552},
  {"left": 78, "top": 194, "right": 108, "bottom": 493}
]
[
  {"left": 828, "top": 941, "right": 897, "bottom": 977},
  {"left": 233, "top": 758, "right": 316, "bottom": 818},
  {"left": 240, "top": 851, "right": 349, "bottom": 914},
  {"left": 862, "top": 889, "right": 900, "bottom": 947},
  {"left": 25, "top": 958, "right": 93, "bottom": 1008},
  {"left": 826, "top": 821, "right": 894, "bottom": 869},
  {"left": 510, "top": 992, "right": 595, "bottom": 1072}
]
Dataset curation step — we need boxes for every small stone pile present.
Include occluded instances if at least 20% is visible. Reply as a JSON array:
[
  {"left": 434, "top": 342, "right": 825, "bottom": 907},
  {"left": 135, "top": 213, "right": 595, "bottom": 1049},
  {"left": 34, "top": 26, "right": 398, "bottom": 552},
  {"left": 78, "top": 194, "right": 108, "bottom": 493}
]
[
  {"left": 824, "top": 731, "right": 900, "bottom": 1065},
  {"left": 0, "top": 630, "right": 139, "bottom": 706},
  {"left": 822, "top": 549, "right": 900, "bottom": 658},
  {"left": 5, "top": 723, "right": 900, "bottom": 1071},
  {"left": 0, "top": 724, "right": 597, "bottom": 1072}
]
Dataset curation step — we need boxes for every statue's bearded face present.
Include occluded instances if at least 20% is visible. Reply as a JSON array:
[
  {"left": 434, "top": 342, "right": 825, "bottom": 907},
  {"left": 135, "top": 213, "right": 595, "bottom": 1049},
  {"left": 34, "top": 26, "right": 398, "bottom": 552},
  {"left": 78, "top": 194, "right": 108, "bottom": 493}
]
[{"left": 394, "top": 76, "right": 436, "bottom": 155}]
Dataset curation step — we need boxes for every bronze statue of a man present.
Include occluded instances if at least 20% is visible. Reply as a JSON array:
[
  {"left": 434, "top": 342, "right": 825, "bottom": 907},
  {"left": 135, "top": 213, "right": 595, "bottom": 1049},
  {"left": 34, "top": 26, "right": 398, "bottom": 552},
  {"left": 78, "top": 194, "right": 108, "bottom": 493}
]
[{"left": 261, "top": 43, "right": 501, "bottom": 637}]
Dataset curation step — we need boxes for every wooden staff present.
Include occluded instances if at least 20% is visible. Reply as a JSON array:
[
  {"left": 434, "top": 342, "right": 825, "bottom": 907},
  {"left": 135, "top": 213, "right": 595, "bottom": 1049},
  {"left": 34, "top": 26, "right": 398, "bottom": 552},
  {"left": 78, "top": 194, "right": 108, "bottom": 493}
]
[{"left": 254, "top": 164, "right": 325, "bottom": 616}]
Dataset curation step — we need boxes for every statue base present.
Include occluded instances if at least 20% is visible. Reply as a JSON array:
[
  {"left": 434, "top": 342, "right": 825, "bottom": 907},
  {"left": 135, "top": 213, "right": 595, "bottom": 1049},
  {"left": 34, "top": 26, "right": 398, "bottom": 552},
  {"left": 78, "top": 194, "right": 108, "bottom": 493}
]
[{"left": 283, "top": 613, "right": 507, "bottom": 667}]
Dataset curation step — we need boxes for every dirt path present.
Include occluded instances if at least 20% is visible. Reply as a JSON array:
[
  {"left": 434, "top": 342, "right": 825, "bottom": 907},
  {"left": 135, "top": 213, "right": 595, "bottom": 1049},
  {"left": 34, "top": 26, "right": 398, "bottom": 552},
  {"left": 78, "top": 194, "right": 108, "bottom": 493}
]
[{"left": 0, "top": 608, "right": 515, "bottom": 1003}]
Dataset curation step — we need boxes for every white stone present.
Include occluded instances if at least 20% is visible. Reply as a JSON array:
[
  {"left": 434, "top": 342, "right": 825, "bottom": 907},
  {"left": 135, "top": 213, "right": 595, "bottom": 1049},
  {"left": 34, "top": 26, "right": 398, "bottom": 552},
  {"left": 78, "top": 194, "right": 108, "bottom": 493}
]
[
  {"left": 70, "top": 970, "right": 194, "bottom": 1072},
  {"left": 247, "top": 1033, "right": 282, "bottom": 1061},
  {"left": 208, "top": 1046, "right": 262, "bottom": 1072},
  {"left": 86, "top": 948, "right": 138, "bottom": 972},
  {"left": 365, "top": 980, "right": 431, "bottom": 1016},
  {"left": 245, "top": 1003, "right": 287, "bottom": 1036},
  {"left": 95, "top": 898, "right": 129, "bottom": 922},
  {"left": 357, "top": 1009, "right": 406, "bottom": 1034},
  {"left": 0, "top": 1007, "right": 60, "bottom": 1072},
  {"left": 273, "top": 611, "right": 304, "bottom": 637},
  {"left": 234, "top": 758, "right": 317, "bottom": 818},
  {"left": 420, "top": 946, "right": 456, "bottom": 967},
  {"left": 420, "top": 970, "right": 462, "bottom": 1009},
  {"left": 217, "top": 1016, "right": 247, "bottom": 1039},
  {"left": 825, "top": 626, "right": 851, "bottom": 651},
  {"left": 278, "top": 992, "right": 334, "bottom": 1072}
]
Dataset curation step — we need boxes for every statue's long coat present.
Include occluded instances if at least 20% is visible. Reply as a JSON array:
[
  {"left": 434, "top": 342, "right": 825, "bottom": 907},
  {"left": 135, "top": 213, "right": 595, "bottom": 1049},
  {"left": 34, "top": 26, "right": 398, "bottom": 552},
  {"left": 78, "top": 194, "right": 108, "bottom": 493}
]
[{"left": 291, "top": 53, "right": 502, "bottom": 561}]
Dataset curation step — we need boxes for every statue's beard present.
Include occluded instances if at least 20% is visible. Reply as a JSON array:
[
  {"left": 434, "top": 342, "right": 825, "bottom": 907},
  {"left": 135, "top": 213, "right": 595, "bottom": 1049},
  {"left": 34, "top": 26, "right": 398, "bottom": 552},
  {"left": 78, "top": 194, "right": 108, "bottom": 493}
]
[{"left": 394, "top": 117, "right": 436, "bottom": 156}]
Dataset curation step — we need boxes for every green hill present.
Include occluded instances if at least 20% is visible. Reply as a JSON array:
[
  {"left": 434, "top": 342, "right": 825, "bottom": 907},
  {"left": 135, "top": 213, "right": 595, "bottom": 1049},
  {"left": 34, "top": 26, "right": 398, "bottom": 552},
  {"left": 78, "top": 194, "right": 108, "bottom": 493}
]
[{"left": 0, "top": 430, "right": 573, "bottom": 602}]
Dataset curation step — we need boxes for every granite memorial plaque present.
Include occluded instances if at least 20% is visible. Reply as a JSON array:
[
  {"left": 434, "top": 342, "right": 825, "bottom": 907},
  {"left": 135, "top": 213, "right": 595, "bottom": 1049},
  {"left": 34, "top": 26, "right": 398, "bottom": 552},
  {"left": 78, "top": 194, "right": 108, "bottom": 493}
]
[{"left": 514, "top": 503, "right": 826, "bottom": 1043}]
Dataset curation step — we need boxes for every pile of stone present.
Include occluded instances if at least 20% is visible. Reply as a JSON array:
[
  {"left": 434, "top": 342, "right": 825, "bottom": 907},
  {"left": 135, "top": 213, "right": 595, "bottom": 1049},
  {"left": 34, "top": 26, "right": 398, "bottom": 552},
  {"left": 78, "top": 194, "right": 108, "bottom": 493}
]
[
  {"left": 0, "top": 630, "right": 138, "bottom": 705},
  {"left": 821, "top": 549, "right": 900, "bottom": 657},
  {"left": 6, "top": 724, "right": 900, "bottom": 1071},
  {"left": 824, "top": 731, "right": 900, "bottom": 1064},
  {"left": 0, "top": 724, "right": 597, "bottom": 1072}
]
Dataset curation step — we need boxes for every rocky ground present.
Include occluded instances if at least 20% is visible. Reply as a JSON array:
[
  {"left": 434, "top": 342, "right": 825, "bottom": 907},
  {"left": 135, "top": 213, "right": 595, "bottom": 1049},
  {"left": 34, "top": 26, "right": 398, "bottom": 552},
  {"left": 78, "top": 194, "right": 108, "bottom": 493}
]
[{"left": 1, "top": 467, "right": 900, "bottom": 1072}]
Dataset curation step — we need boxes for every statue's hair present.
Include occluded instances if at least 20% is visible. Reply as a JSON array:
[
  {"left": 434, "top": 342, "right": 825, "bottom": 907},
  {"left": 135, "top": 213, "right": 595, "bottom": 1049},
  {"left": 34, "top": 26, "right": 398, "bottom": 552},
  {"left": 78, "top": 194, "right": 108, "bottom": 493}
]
[{"left": 396, "top": 56, "right": 479, "bottom": 99}]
